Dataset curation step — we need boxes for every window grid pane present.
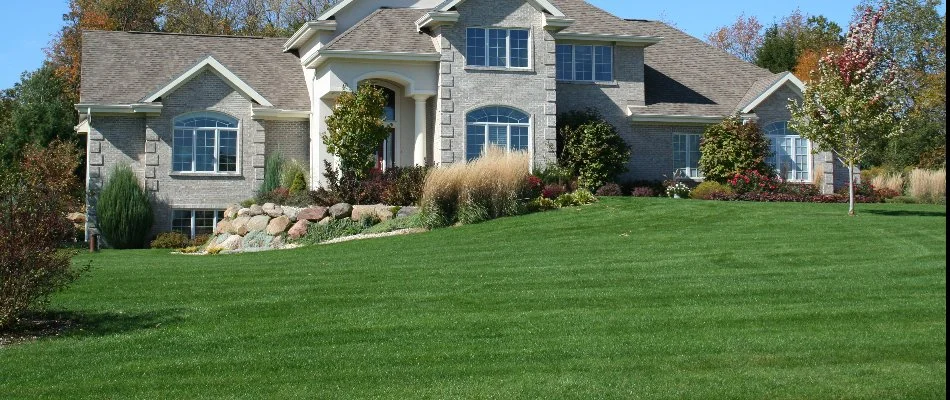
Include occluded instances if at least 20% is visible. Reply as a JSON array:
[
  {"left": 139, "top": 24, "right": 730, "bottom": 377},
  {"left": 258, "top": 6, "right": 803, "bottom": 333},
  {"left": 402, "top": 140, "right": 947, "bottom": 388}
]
[
  {"left": 509, "top": 30, "right": 529, "bottom": 68},
  {"left": 173, "top": 129, "right": 193, "bottom": 172},
  {"left": 195, "top": 130, "right": 216, "bottom": 172},
  {"left": 219, "top": 131, "right": 238, "bottom": 172},
  {"left": 488, "top": 29, "right": 507, "bottom": 67},
  {"left": 172, "top": 210, "right": 192, "bottom": 236},
  {"left": 466, "top": 28, "right": 486, "bottom": 66},
  {"left": 194, "top": 210, "right": 217, "bottom": 236},
  {"left": 594, "top": 46, "right": 613, "bottom": 81},
  {"left": 673, "top": 134, "right": 702, "bottom": 178},
  {"left": 488, "top": 125, "right": 508, "bottom": 148},
  {"left": 511, "top": 126, "right": 529, "bottom": 151},
  {"left": 556, "top": 44, "right": 573, "bottom": 80},
  {"left": 466, "top": 125, "right": 486, "bottom": 161},
  {"left": 574, "top": 46, "right": 593, "bottom": 81}
]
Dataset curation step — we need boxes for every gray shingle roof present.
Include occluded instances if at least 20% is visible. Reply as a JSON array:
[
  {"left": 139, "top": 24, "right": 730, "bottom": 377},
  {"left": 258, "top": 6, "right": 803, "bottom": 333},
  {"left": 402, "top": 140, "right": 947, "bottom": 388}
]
[
  {"left": 626, "top": 20, "right": 775, "bottom": 117},
  {"left": 324, "top": 8, "right": 437, "bottom": 53},
  {"left": 548, "top": 0, "right": 655, "bottom": 37},
  {"left": 80, "top": 31, "right": 310, "bottom": 110}
]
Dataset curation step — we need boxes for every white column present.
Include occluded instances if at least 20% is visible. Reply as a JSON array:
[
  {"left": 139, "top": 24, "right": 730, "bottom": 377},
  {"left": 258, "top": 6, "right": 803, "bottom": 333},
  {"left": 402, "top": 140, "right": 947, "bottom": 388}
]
[{"left": 412, "top": 94, "right": 431, "bottom": 166}]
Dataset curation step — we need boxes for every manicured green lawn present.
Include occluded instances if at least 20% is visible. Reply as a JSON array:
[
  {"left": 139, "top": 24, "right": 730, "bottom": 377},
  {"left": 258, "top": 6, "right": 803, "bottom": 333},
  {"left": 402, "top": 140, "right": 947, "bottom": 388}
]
[{"left": 1, "top": 198, "right": 945, "bottom": 399}]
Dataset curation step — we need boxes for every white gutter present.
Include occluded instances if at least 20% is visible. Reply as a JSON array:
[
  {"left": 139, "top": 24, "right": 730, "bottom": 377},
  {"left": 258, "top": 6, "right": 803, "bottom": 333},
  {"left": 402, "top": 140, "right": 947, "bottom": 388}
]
[{"left": 555, "top": 32, "right": 663, "bottom": 46}]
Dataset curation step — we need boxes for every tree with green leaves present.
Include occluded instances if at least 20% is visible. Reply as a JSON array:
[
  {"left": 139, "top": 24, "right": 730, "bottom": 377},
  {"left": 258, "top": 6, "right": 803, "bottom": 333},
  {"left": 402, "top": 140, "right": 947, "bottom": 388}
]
[
  {"left": 322, "top": 84, "right": 390, "bottom": 179},
  {"left": 756, "top": 24, "right": 800, "bottom": 73},
  {"left": 96, "top": 165, "right": 154, "bottom": 249},
  {"left": 789, "top": 7, "right": 904, "bottom": 215},
  {"left": 0, "top": 64, "right": 79, "bottom": 171},
  {"left": 858, "top": 0, "right": 945, "bottom": 168}
]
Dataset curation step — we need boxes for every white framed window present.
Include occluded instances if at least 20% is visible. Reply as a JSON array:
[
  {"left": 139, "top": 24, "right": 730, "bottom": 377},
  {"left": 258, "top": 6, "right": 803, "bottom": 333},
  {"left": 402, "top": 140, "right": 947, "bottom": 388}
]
[
  {"left": 764, "top": 121, "right": 811, "bottom": 182},
  {"left": 673, "top": 133, "right": 702, "bottom": 179},
  {"left": 465, "top": 106, "right": 531, "bottom": 161},
  {"left": 555, "top": 44, "right": 613, "bottom": 82},
  {"left": 172, "top": 209, "right": 222, "bottom": 238},
  {"left": 172, "top": 113, "right": 239, "bottom": 173},
  {"left": 466, "top": 28, "right": 530, "bottom": 68}
]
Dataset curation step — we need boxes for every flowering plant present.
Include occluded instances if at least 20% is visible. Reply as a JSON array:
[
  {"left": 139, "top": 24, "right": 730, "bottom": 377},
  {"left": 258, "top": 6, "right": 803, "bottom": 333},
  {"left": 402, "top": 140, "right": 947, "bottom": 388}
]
[
  {"left": 666, "top": 182, "right": 691, "bottom": 198},
  {"left": 728, "top": 169, "right": 784, "bottom": 194}
]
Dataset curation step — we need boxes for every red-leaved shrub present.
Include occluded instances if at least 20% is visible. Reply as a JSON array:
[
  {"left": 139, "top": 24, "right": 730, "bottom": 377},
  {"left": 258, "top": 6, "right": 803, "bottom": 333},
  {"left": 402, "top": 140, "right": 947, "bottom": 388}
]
[{"left": 1, "top": 141, "right": 87, "bottom": 329}]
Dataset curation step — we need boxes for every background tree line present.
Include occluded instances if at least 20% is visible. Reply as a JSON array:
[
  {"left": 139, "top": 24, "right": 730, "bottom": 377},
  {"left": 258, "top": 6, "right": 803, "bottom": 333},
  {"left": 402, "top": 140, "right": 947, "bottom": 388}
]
[{"left": 706, "top": 0, "right": 946, "bottom": 170}]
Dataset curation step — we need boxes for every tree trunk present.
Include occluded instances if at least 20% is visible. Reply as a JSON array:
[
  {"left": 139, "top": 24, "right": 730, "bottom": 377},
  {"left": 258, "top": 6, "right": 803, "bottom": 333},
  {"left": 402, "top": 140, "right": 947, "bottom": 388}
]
[{"left": 848, "top": 162, "right": 855, "bottom": 216}]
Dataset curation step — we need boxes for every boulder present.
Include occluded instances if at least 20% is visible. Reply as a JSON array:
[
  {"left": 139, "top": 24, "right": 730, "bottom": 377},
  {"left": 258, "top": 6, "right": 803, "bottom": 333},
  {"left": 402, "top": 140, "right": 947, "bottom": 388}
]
[
  {"left": 223, "top": 204, "right": 242, "bottom": 219},
  {"left": 266, "top": 216, "right": 292, "bottom": 235},
  {"left": 246, "top": 215, "right": 271, "bottom": 232},
  {"left": 298, "top": 207, "right": 328, "bottom": 222},
  {"left": 248, "top": 204, "right": 264, "bottom": 216},
  {"left": 318, "top": 216, "right": 333, "bottom": 226},
  {"left": 230, "top": 216, "right": 251, "bottom": 235},
  {"left": 262, "top": 202, "right": 276, "bottom": 211},
  {"left": 270, "top": 235, "right": 285, "bottom": 249},
  {"left": 351, "top": 205, "right": 378, "bottom": 221},
  {"left": 265, "top": 205, "right": 284, "bottom": 218},
  {"left": 376, "top": 205, "right": 395, "bottom": 221},
  {"left": 215, "top": 219, "right": 232, "bottom": 235},
  {"left": 283, "top": 207, "right": 300, "bottom": 222},
  {"left": 237, "top": 207, "right": 251, "bottom": 217},
  {"left": 329, "top": 203, "right": 353, "bottom": 219},
  {"left": 287, "top": 220, "right": 310, "bottom": 240},
  {"left": 216, "top": 234, "right": 242, "bottom": 251},
  {"left": 396, "top": 206, "right": 419, "bottom": 218}
]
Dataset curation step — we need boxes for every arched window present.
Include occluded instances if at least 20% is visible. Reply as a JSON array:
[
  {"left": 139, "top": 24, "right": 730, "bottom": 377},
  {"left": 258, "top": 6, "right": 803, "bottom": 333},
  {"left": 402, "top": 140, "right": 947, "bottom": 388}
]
[
  {"left": 763, "top": 121, "right": 810, "bottom": 182},
  {"left": 465, "top": 106, "right": 530, "bottom": 161},
  {"left": 172, "top": 113, "right": 239, "bottom": 173}
]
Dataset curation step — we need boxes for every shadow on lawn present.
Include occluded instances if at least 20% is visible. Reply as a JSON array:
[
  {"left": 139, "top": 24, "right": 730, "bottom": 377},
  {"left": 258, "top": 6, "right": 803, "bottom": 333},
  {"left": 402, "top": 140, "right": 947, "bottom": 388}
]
[
  {"left": 0, "top": 309, "right": 182, "bottom": 347},
  {"left": 864, "top": 209, "right": 947, "bottom": 218}
]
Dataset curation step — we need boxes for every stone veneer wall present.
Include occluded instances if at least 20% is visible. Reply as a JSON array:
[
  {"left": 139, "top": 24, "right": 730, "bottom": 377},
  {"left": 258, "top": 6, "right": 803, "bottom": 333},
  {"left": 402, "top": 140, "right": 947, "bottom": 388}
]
[{"left": 436, "top": 0, "right": 557, "bottom": 167}]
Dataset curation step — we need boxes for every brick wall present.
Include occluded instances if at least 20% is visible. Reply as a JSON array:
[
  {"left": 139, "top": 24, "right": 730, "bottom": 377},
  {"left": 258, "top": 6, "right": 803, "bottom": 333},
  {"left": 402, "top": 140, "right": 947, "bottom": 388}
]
[{"left": 264, "top": 120, "right": 310, "bottom": 171}]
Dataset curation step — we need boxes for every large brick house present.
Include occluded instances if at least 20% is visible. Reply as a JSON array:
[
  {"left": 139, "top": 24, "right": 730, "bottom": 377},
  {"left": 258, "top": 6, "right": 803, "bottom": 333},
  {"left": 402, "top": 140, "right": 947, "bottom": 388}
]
[{"left": 76, "top": 0, "right": 851, "bottom": 237}]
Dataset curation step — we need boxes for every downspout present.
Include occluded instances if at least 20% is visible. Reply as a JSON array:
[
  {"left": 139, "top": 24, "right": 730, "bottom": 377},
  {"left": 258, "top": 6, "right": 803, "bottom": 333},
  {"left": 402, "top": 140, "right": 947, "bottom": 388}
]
[{"left": 84, "top": 107, "right": 92, "bottom": 242}]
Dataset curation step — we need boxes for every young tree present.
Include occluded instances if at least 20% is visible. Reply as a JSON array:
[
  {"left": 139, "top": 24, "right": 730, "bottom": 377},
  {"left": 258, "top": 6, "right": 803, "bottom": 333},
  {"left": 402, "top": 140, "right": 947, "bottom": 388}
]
[
  {"left": 705, "top": 14, "right": 764, "bottom": 62},
  {"left": 698, "top": 116, "right": 773, "bottom": 183},
  {"left": 322, "top": 84, "right": 390, "bottom": 179},
  {"left": 96, "top": 165, "right": 154, "bottom": 248},
  {"left": 789, "top": 7, "right": 904, "bottom": 215}
]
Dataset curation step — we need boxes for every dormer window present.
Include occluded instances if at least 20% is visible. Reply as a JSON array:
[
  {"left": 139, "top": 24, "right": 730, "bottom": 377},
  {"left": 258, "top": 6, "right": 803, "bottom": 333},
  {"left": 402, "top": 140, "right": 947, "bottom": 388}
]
[
  {"left": 466, "top": 28, "right": 530, "bottom": 68},
  {"left": 556, "top": 44, "right": 613, "bottom": 82}
]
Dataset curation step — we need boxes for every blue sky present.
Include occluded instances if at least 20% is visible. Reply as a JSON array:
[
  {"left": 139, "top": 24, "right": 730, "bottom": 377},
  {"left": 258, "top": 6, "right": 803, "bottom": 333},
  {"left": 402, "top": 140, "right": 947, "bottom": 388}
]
[{"left": 0, "top": 0, "right": 864, "bottom": 90}]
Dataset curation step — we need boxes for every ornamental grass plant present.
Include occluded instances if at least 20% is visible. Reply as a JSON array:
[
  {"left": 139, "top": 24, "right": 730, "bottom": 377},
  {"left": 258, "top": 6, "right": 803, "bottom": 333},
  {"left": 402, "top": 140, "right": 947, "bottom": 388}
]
[
  {"left": 907, "top": 168, "right": 946, "bottom": 204},
  {"left": 420, "top": 147, "right": 530, "bottom": 228},
  {"left": 870, "top": 172, "right": 905, "bottom": 193}
]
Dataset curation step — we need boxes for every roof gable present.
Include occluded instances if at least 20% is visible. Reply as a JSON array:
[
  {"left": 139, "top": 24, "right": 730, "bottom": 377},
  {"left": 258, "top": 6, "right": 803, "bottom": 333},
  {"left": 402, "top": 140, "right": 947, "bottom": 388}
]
[
  {"left": 434, "top": 0, "right": 564, "bottom": 16},
  {"left": 739, "top": 72, "right": 805, "bottom": 113},
  {"left": 143, "top": 56, "right": 272, "bottom": 106}
]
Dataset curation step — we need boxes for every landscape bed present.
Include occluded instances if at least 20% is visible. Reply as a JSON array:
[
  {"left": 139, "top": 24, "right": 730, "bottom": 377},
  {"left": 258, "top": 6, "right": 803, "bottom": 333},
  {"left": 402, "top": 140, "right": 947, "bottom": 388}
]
[{"left": 1, "top": 198, "right": 945, "bottom": 399}]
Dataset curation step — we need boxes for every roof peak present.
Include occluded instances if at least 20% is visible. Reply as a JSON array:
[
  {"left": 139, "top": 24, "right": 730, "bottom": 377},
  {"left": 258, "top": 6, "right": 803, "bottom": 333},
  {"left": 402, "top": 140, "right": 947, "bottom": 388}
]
[{"left": 84, "top": 29, "right": 282, "bottom": 40}]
